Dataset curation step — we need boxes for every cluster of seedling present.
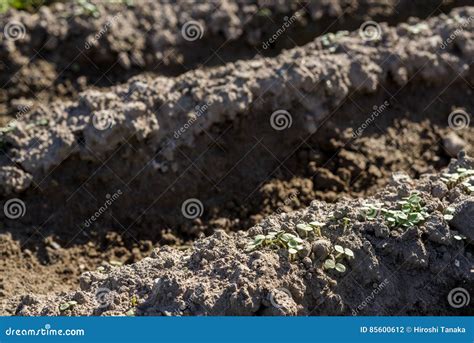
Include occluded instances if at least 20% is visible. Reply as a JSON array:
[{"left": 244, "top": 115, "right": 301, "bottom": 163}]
[
  {"left": 246, "top": 231, "right": 305, "bottom": 259},
  {"left": 440, "top": 167, "right": 474, "bottom": 194},
  {"left": 246, "top": 221, "right": 327, "bottom": 257},
  {"left": 247, "top": 221, "right": 354, "bottom": 274},
  {"left": 362, "top": 192, "right": 429, "bottom": 228},
  {"left": 323, "top": 245, "right": 354, "bottom": 273}
]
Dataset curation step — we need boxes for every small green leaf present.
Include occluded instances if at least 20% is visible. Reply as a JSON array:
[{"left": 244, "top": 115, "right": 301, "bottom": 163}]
[
  {"left": 344, "top": 248, "right": 354, "bottom": 258},
  {"left": 445, "top": 207, "right": 455, "bottom": 214},
  {"left": 334, "top": 245, "right": 344, "bottom": 254},
  {"left": 296, "top": 223, "right": 307, "bottom": 231},
  {"left": 324, "top": 259, "right": 336, "bottom": 269},
  {"left": 335, "top": 263, "right": 346, "bottom": 273},
  {"left": 397, "top": 213, "right": 408, "bottom": 220},
  {"left": 59, "top": 303, "right": 70, "bottom": 311},
  {"left": 309, "top": 221, "right": 325, "bottom": 228},
  {"left": 293, "top": 236, "right": 304, "bottom": 243}
]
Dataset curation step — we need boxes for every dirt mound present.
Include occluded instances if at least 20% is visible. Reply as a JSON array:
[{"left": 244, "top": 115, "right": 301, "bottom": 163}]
[
  {"left": 0, "top": 5, "right": 473, "bottom": 314},
  {"left": 0, "top": 0, "right": 470, "bottom": 119},
  {"left": 10, "top": 154, "right": 473, "bottom": 316}
]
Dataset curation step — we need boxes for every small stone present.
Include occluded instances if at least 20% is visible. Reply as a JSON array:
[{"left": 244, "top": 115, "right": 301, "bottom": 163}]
[
  {"left": 312, "top": 239, "right": 331, "bottom": 260},
  {"left": 73, "top": 291, "right": 87, "bottom": 304},
  {"left": 443, "top": 132, "right": 466, "bottom": 157},
  {"left": 374, "top": 224, "right": 390, "bottom": 238},
  {"left": 431, "top": 182, "right": 448, "bottom": 199},
  {"left": 302, "top": 257, "right": 313, "bottom": 269}
]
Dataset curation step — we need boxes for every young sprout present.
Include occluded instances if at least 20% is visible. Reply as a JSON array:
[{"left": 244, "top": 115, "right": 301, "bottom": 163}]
[
  {"left": 309, "top": 221, "right": 325, "bottom": 236},
  {"left": 323, "top": 244, "right": 354, "bottom": 273},
  {"left": 296, "top": 223, "right": 313, "bottom": 237},
  {"left": 59, "top": 300, "right": 78, "bottom": 312},
  {"left": 296, "top": 221, "right": 325, "bottom": 237},
  {"left": 380, "top": 192, "right": 429, "bottom": 228},
  {"left": 452, "top": 231, "right": 466, "bottom": 241},
  {"left": 130, "top": 295, "right": 138, "bottom": 307},
  {"left": 361, "top": 205, "right": 380, "bottom": 220},
  {"left": 440, "top": 167, "right": 474, "bottom": 194},
  {"left": 247, "top": 231, "right": 304, "bottom": 260},
  {"left": 324, "top": 259, "right": 336, "bottom": 270},
  {"left": 344, "top": 247, "right": 354, "bottom": 258},
  {"left": 444, "top": 206, "right": 456, "bottom": 221}
]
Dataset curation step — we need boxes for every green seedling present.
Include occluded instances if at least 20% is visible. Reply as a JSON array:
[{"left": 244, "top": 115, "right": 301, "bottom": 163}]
[
  {"left": 452, "top": 231, "right": 466, "bottom": 241},
  {"left": 361, "top": 193, "right": 428, "bottom": 228},
  {"left": 130, "top": 295, "right": 138, "bottom": 307},
  {"left": 256, "top": 8, "right": 272, "bottom": 17},
  {"left": 443, "top": 206, "right": 456, "bottom": 221},
  {"left": 323, "top": 244, "right": 354, "bottom": 273},
  {"left": 247, "top": 231, "right": 304, "bottom": 259},
  {"left": 75, "top": 0, "right": 99, "bottom": 17},
  {"left": 296, "top": 221, "right": 324, "bottom": 237},
  {"left": 341, "top": 217, "right": 351, "bottom": 232},
  {"left": 361, "top": 204, "right": 382, "bottom": 220},
  {"left": 59, "top": 300, "right": 78, "bottom": 312},
  {"left": 440, "top": 167, "right": 474, "bottom": 194}
]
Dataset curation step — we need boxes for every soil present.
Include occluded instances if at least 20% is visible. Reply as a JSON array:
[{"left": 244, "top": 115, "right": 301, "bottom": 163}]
[
  {"left": 0, "top": 1, "right": 473, "bottom": 316},
  {"left": 0, "top": 0, "right": 471, "bottom": 121},
  {"left": 9, "top": 153, "right": 474, "bottom": 316}
]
